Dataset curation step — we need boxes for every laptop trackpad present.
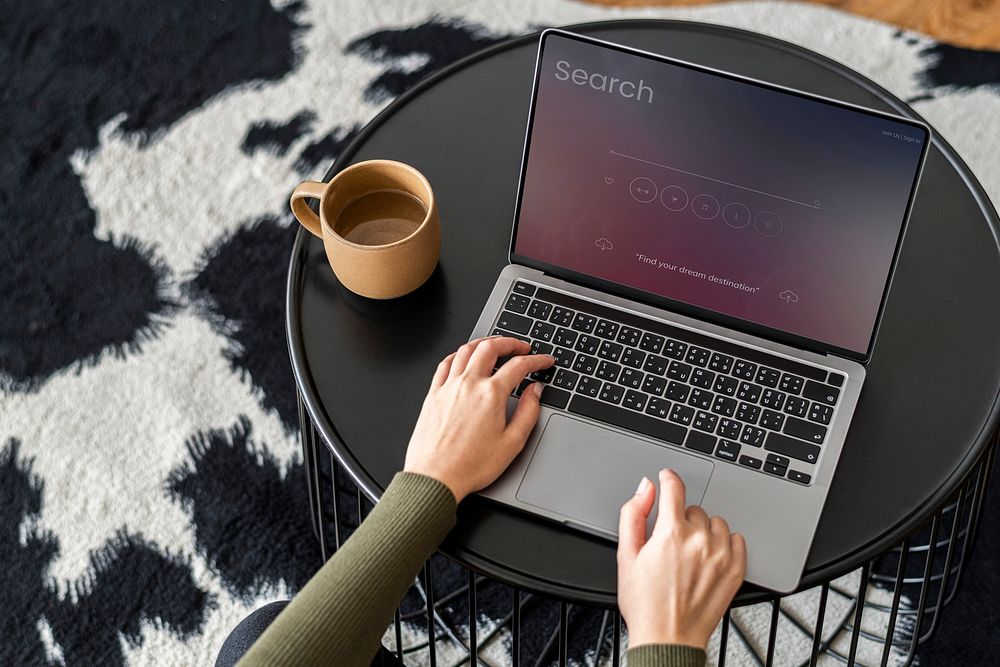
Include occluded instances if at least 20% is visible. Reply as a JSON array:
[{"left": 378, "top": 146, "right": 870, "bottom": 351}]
[{"left": 516, "top": 414, "right": 714, "bottom": 535}]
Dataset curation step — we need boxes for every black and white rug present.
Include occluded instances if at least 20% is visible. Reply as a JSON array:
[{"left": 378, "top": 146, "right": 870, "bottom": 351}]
[{"left": 3, "top": 0, "right": 999, "bottom": 664}]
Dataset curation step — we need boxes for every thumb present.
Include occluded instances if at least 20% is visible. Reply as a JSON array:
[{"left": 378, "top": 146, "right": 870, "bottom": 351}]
[
  {"left": 618, "top": 477, "right": 655, "bottom": 562},
  {"left": 506, "top": 382, "right": 543, "bottom": 445}
]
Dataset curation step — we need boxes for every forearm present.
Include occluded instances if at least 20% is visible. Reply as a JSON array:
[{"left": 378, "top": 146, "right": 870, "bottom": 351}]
[
  {"left": 625, "top": 644, "right": 707, "bottom": 667},
  {"left": 238, "top": 472, "right": 457, "bottom": 667}
]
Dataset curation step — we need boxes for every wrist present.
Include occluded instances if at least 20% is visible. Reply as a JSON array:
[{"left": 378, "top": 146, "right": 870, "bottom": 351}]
[
  {"left": 402, "top": 465, "right": 466, "bottom": 503},
  {"left": 627, "top": 627, "right": 708, "bottom": 651}
]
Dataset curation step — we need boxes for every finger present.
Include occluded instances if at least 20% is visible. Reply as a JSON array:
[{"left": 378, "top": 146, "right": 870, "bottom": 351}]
[
  {"left": 449, "top": 338, "right": 491, "bottom": 378},
  {"left": 685, "top": 505, "right": 710, "bottom": 531},
  {"left": 731, "top": 532, "right": 748, "bottom": 575},
  {"left": 432, "top": 353, "right": 456, "bottom": 388},
  {"left": 492, "top": 352, "right": 555, "bottom": 391},
  {"left": 505, "top": 382, "right": 543, "bottom": 445},
  {"left": 709, "top": 515, "right": 732, "bottom": 549},
  {"left": 651, "top": 468, "right": 686, "bottom": 535},
  {"left": 618, "top": 476, "right": 656, "bottom": 561},
  {"left": 466, "top": 337, "right": 532, "bottom": 377}
]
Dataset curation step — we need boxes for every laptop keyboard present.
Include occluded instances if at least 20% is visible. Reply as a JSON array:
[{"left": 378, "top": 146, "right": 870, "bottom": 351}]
[{"left": 492, "top": 282, "right": 846, "bottom": 487}]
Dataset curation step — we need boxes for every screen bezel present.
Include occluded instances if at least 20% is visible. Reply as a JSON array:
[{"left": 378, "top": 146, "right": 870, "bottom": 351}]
[{"left": 508, "top": 28, "right": 931, "bottom": 363}]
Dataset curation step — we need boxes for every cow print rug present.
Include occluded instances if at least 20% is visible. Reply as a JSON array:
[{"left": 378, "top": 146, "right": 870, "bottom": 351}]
[{"left": 2, "top": 0, "right": 999, "bottom": 664}]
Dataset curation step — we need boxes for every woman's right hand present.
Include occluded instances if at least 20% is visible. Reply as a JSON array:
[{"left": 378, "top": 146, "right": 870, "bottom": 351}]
[{"left": 617, "top": 469, "right": 747, "bottom": 650}]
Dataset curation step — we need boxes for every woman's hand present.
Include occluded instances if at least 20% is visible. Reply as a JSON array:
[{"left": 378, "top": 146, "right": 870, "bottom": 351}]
[
  {"left": 617, "top": 469, "right": 747, "bottom": 650},
  {"left": 403, "top": 336, "right": 555, "bottom": 503}
]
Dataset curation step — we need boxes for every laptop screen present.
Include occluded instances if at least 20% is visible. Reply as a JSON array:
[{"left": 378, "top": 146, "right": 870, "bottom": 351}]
[{"left": 511, "top": 31, "right": 928, "bottom": 359}]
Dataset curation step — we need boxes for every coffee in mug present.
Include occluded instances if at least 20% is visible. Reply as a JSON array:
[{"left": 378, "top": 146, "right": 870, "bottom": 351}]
[{"left": 290, "top": 160, "right": 440, "bottom": 299}]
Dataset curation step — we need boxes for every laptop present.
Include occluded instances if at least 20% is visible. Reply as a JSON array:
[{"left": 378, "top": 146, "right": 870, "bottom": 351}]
[{"left": 469, "top": 29, "right": 929, "bottom": 592}]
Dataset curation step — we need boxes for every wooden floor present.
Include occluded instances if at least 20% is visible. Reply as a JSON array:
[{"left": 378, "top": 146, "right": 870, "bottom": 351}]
[{"left": 584, "top": 0, "right": 1000, "bottom": 49}]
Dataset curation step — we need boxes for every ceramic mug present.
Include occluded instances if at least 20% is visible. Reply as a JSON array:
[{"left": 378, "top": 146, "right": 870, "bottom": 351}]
[{"left": 290, "top": 160, "right": 440, "bottom": 299}]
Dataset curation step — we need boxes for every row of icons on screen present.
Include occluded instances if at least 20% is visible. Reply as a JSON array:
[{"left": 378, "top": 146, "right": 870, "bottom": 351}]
[{"left": 623, "top": 176, "right": 783, "bottom": 238}]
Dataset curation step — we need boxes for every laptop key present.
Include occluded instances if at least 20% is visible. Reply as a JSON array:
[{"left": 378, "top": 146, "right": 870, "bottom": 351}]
[
  {"left": 667, "top": 361, "right": 692, "bottom": 382},
  {"left": 739, "top": 454, "right": 763, "bottom": 469},
  {"left": 619, "top": 368, "right": 643, "bottom": 389},
  {"left": 539, "top": 386, "right": 571, "bottom": 409},
  {"left": 621, "top": 347, "right": 646, "bottom": 369},
  {"left": 764, "top": 462, "right": 787, "bottom": 477},
  {"left": 643, "top": 354, "right": 669, "bottom": 375},
  {"left": 736, "top": 402, "right": 760, "bottom": 424},
  {"left": 569, "top": 395, "right": 686, "bottom": 445},
  {"left": 685, "top": 430, "right": 716, "bottom": 455},
  {"left": 594, "top": 319, "right": 620, "bottom": 340},
  {"left": 553, "top": 327, "right": 577, "bottom": 348},
  {"left": 496, "top": 311, "right": 532, "bottom": 335},
  {"left": 553, "top": 369, "right": 579, "bottom": 391},
  {"left": 709, "top": 353, "right": 734, "bottom": 374},
  {"left": 596, "top": 360, "right": 621, "bottom": 382},
  {"left": 597, "top": 340, "right": 623, "bottom": 362},
  {"left": 736, "top": 381, "right": 762, "bottom": 403},
  {"left": 714, "top": 375, "right": 738, "bottom": 396},
  {"left": 779, "top": 373, "right": 804, "bottom": 394},
  {"left": 505, "top": 293, "right": 531, "bottom": 313},
  {"left": 572, "top": 354, "right": 597, "bottom": 376},
  {"left": 685, "top": 346, "right": 711, "bottom": 367},
  {"left": 623, "top": 390, "right": 648, "bottom": 412},
  {"left": 732, "top": 360, "right": 757, "bottom": 381},
  {"left": 765, "top": 431, "right": 821, "bottom": 464},
  {"left": 492, "top": 328, "right": 529, "bottom": 343},
  {"left": 530, "top": 367, "right": 555, "bottom": 383},
  {"left": 740, "top": 425, "right": 766, "bottom": 447},
  {"left": 755, "top": 367, "right": 781, "bottom": 388},
  {"left": 784, "top": 416, "right": 827, "bottom": 444},
  {"left": 571, "top": 312, "right": 597, "bottom": 333},
  {"left": 617, "top": 326, "right": 642, "bottom": 347},
  {"left": 530, "top": 321, "right": 556, "bottom": 343},
  {"left": 577, "top": 376, "right": 602, "bottom": 398},
  {"left": 809, "top": 402, "right": 834, "bottom": 425},
  {"left": 512, "top": 281, "right": 536, "bottom": 296},
  {"left": 552, "top": 347, "right": 575, "bottom": 369},
  {"left": 711, "top": 395, "right": 737, "bottom": 418},
  {"left": 783, "top": 396, "right": 808, "bottom": 418},
  {"left": 645, "top": 396, "right": 671, "bottom": 419},
  {"left": 803, "top": 380, "right": 840, "bottom": 406},
  {"left": 641, "top": 374, "right": 667, "bottom": 397},
  {"left": 715, "top": 439, "right": 740, "bottom": 462},
  {"left": 766, "top": 453, "right": 790, "bottom": 468},
  {"left": 599, "top": 382, "right": 626, "bottom": 404},
  {"left": 513, "top": 379, "right": 532, "bottom": 397},
  {"left": 688, "top": 389, "right": 712, "bottom": 410},
  {"left": 639, "top": 332, "right": 665, "bottom": 354},
  {"left": 669, "top": 404, "right": 694, "bottom": 426},
  {"left": 693, "top": 410, "right": 718, "bottom": 433},
  {"left": 828, "top": 372, "right": 845, "bottom": 387},
  {"left": 665, "top": 381, "right": 690, "bottom": 402},
  {"left": 549, "top": 306, "right": 574, "bottom": 327},
  {"left": 575, "top": 335, "right": 600, "bottom": 355},
  {"left": 530, "top": 340, "right": 553, "bottom": 355},
  {"left": 788, "top": 470, "right": 812, "bottom": 485},
  {"left": 760, "top": 389, "right": 786, "bottom": 410},
  {"left": 717, "top": 418, "right": 741, "bottom": 439},
  {"left": 528, "top": 300, "right": 552, "bottom": 320},
  {"left": 760, "top": 409, "right": 785, "bottom": 431},
  {"left": 690, "top": 368, "right": 715, "bottom": 389},
  {"left": 662, "top": 339, "right": 687, "bottom": 360}
]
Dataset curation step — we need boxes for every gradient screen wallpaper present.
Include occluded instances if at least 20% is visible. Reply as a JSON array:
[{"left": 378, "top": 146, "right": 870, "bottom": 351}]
[{"left": 513, "top": 33, "right": 927, "bottom": 356}]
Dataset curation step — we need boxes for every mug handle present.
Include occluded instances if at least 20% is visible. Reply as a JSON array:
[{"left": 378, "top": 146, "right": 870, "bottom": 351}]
[{"left": 290, "top": 181, "right": 328, "bottom": 238}]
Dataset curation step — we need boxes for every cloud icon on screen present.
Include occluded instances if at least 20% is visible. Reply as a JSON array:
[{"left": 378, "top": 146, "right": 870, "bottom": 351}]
[
  {"left": 779, "top": 289, "right": 799, "bottom": 303},
  {"left": 595, "top": 237, "right": 614, "bottom": 251}
]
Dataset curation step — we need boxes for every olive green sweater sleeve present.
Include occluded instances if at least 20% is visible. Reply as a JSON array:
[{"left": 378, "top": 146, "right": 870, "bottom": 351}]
[
  {"left": 238, "top": 472, "right": 457, "bottom": 667},
  {"left": 237, "top": 471, "right": 706, "bottom": 667}
]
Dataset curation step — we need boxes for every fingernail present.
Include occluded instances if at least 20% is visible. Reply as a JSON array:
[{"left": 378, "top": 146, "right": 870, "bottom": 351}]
[
  {"left": 635, "top": 477, "right": 649, "bottom": 494},
  {"left": 532, "top": 382, "right": 543, "bottom": 397}
]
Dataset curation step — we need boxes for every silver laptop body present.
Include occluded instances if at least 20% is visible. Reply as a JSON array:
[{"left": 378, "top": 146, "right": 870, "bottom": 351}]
[{"left": 470, "top": 29, "right": 929, "bottom": 592}]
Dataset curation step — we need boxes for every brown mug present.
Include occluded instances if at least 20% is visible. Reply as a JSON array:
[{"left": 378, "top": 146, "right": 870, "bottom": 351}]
[{"left": 290, "top": 160, "right": 440, "bottom": 299}]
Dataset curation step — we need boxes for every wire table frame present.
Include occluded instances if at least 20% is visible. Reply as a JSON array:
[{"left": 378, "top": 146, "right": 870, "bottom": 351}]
[{"left": 297, "top": 393, "right": 997, "bottom": 667}]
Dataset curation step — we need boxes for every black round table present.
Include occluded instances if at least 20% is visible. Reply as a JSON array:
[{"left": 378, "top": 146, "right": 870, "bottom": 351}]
[{"left": 287, "top": 19, "right": 1000, "bottom": 616}]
